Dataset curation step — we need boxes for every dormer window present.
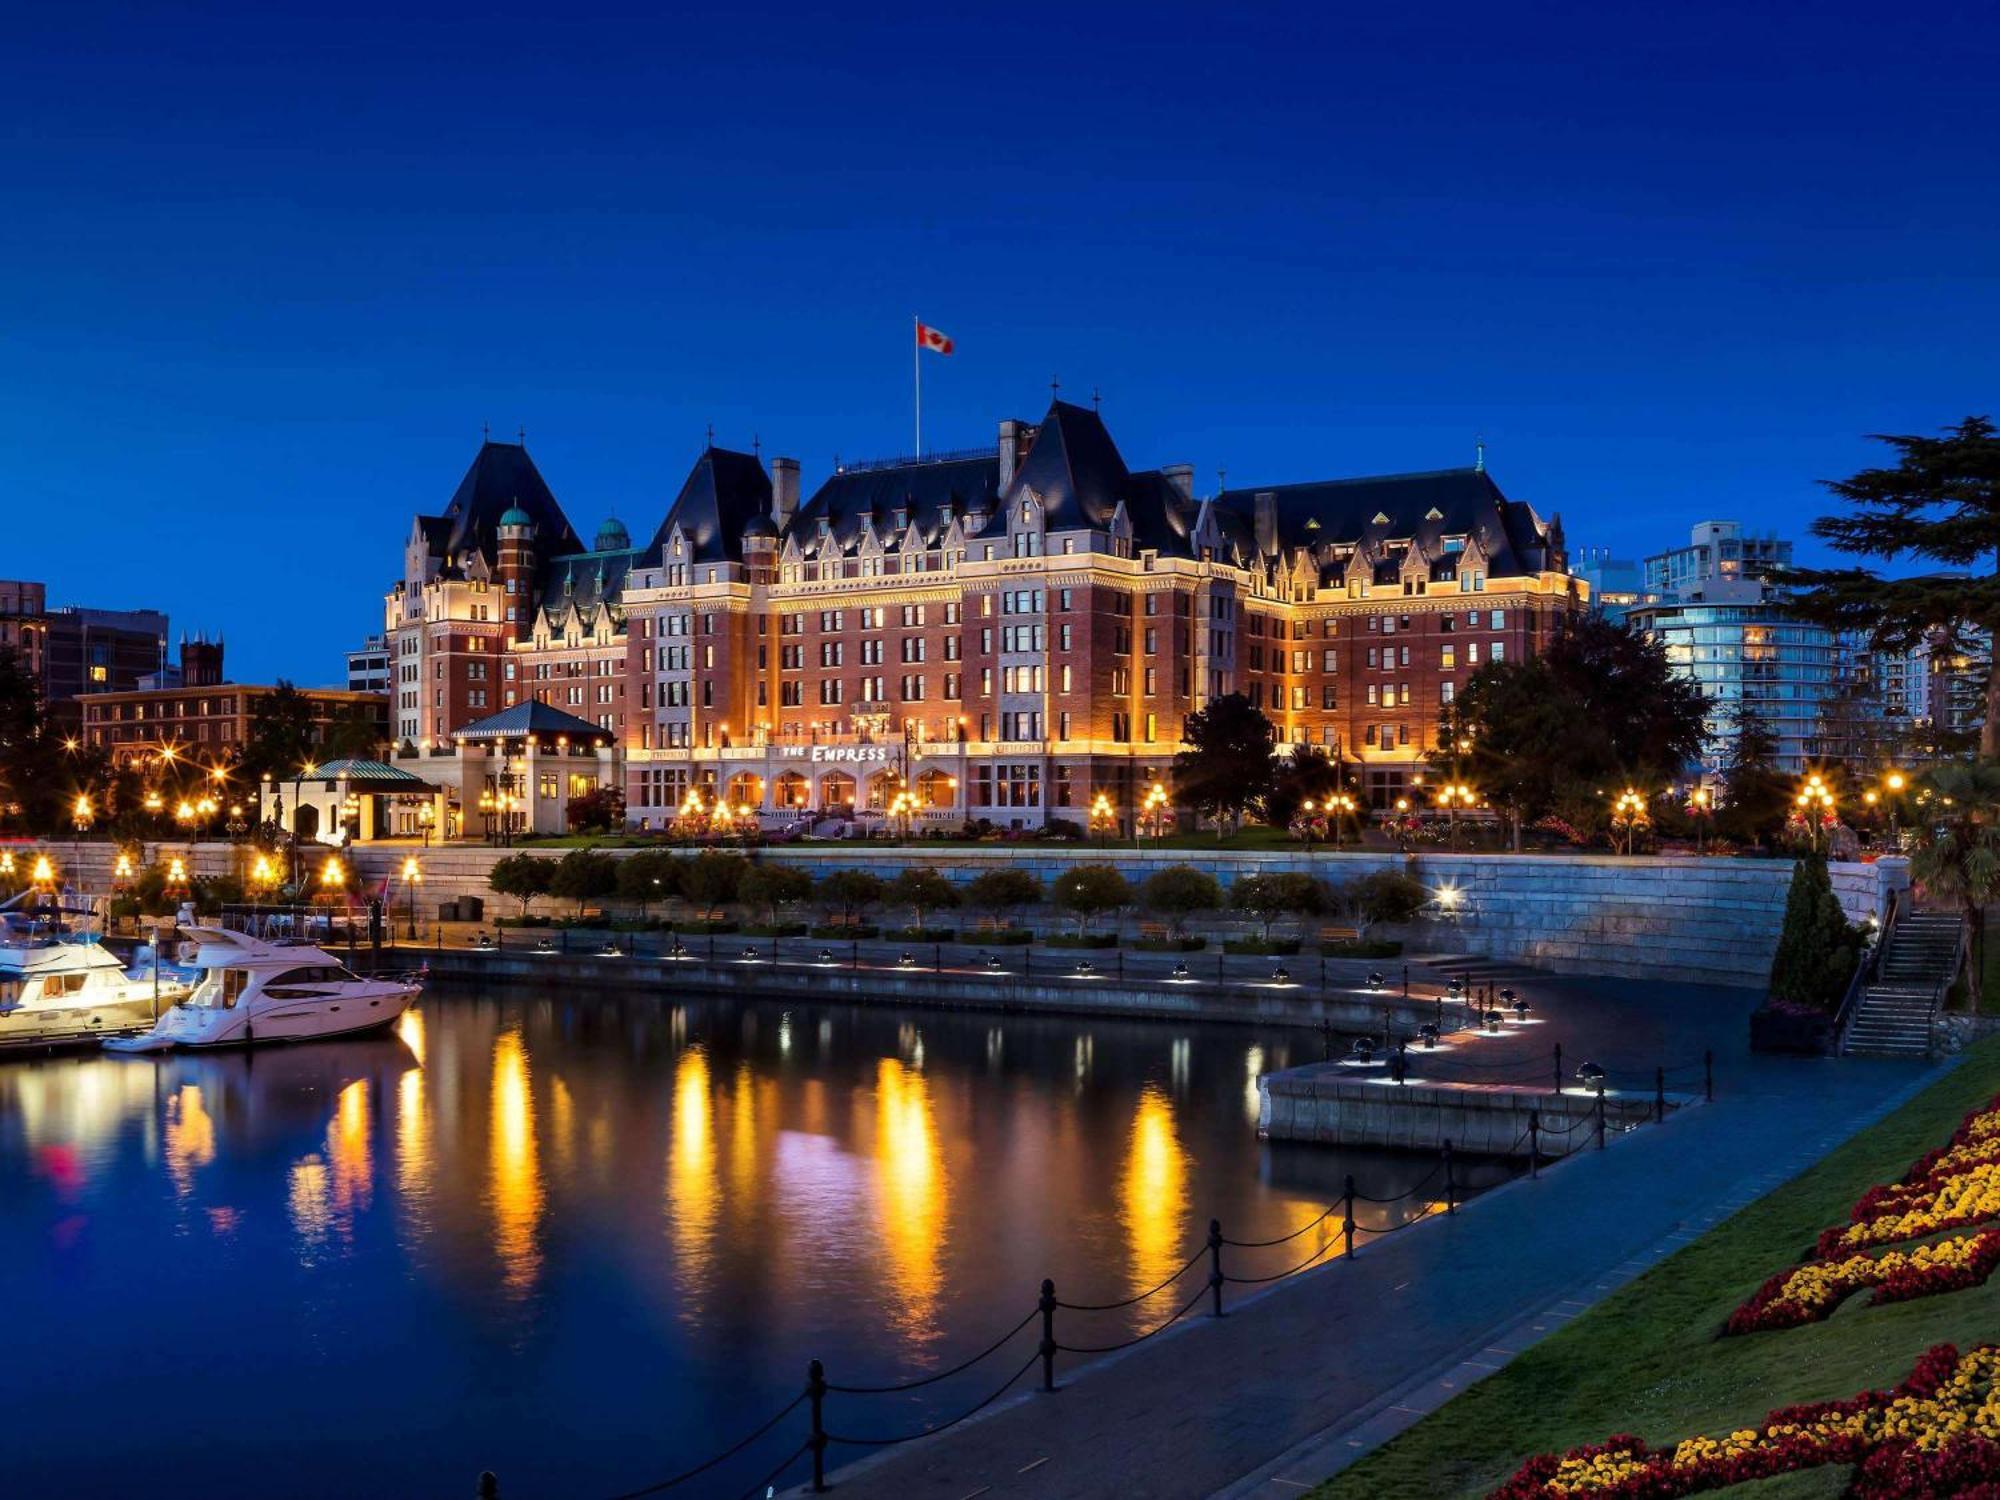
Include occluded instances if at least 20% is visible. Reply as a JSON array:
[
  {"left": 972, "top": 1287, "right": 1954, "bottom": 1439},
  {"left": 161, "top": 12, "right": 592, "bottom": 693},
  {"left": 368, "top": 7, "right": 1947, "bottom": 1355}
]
[
  {"left": 893, "top": 508, "right": 907, "bottom": 529},
  {"left": 1020, "top": 501, "right": 1033, "bottom": 525},
  {"left": 1443, "top": 536, "right": 1465, "bottom": 553}
]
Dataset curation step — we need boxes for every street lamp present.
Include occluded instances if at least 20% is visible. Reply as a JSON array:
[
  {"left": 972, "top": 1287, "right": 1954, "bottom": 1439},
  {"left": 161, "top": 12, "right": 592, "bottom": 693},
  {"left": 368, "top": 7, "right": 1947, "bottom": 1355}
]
[
  {"left": 1089, "top": 790, "right": 1116, "bottom": 841},
  {"left": 401, "top": 855, "right": 423, "bottom": 939},
  {"left": 1686, "top": 785, "right": 1713, "bottom": 857},
  {"left": 30, "top": 853, "right": 55, "bottom": 890},
  {"left": 320, "top": 854, "right": 346, "bottom": 893},
  {"left": 418, "top": 802, "right": 435, "bottom": 848},
  {"left": 1610, "top": 786, "right": 1649, "bottom": 856},
  {"left": 1882, "top": 770, "right": 1906, "bottom": 846},
  {"left": 1794, "top": 772, "right": 1836, "bottom": 853},
  {"left": 71, "top": 792, "right": 93, "bottom": 865},
  {"left": 1435, "top": 781, "right": 1477, "bottom": 849},
  {"left": 1137, "top": 781, "right": 1171, "bottom": 845}
]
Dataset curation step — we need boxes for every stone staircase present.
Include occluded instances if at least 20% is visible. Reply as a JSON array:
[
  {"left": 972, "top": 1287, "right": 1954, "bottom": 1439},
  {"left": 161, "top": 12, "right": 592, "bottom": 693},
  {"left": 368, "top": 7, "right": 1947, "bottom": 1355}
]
[{"left": 1842, "top": 910, "right": 1965, "bottom": 1058}]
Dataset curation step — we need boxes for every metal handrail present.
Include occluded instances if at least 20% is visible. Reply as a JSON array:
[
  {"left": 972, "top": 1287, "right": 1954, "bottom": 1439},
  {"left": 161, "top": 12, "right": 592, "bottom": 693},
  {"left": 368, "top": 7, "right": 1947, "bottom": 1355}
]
[
  {"left": 1834, "top": 887, "right": 1899, "bottom": 1056},
  {"left": 1929, "top": 912, "right": 1974, "bottom": 1057}
]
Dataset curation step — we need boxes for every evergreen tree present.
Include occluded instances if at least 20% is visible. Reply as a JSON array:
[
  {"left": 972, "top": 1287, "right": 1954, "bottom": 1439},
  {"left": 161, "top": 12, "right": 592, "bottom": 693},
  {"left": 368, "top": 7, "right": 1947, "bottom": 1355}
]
[
  {"left": 1908, "top": 761, "right": 2000, "bottom": 1008},
  {"left": 1717, "top": 709, "right": 1793, "bottom": 847},
  {"left": 1784, "top": 416, "right": 2000, "bottom": 756},
  {"left": 1767, "top": 854, "right": 1861, "bottom": 1010}
]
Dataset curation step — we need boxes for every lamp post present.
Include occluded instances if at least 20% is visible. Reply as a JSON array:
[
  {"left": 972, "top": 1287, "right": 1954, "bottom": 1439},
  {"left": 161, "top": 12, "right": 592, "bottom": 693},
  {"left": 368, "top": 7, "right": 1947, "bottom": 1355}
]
[
  {"left": 1435, "top": 781, "right": 1476, "bottom": 850},
  {"left": 1794, "top": 772, "right": 1836, "bottom": 853},
  {"left": 1328, "top": 791, "right": 1358, "bottom": 851},
  {"left": 1089, "top": 790, "right": 1116, "bottom": 842},
  {"left": 1610, "top": 786, "right": 1649, "bottom": 856},
  {"left": 1300, "top": 798, "right": 1316, "bottom": 852},
  {"left": 1136, "top": 781, "right": 1170, "bottom": 846},
  {"left": 71, "top": 792, "right": 93, "bottom": 866},
  {"left": 401, "top": 855, "right": 422, "bottom": 939},
  {"left": 418, "top": 802, "right": 435, "bottom": 848},
  {"left": 1686, "top": 785, "right": 1713, "bottom": 857},
  {"left": 1883, "top": 770, "right": 1906, "bottom": 847}
]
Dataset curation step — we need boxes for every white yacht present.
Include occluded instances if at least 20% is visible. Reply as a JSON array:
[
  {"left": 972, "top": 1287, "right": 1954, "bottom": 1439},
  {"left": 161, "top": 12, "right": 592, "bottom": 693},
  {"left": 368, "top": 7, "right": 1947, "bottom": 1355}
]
[
  {"left": 104, "top": 927, "right": 423, "bottom": 1053},
  {"left": 0, "top": 909, "right": 193, "bottom": 1050}
]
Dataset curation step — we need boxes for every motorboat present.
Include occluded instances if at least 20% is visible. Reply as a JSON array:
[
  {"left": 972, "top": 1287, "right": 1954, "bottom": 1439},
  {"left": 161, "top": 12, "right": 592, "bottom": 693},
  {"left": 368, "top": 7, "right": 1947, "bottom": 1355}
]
[
  {"left": 0, "top": 908, "right": 194, "bottom": 1050},
  {"left": 104, "top": 927, "right": 423, "bottom": 1053}
]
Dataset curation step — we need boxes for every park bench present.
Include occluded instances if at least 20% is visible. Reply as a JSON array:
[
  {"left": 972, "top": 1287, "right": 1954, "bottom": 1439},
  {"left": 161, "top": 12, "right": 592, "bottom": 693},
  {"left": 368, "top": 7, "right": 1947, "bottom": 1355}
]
[
  {"left": 1138, "top": 921, "right": 1172, "bottom": 941},
  {"left": 1319, "top": 924, "right": 1365, "bottom": 945},
  {"left": 967, "top": 914, "right": 1015, "bottom": 934}
]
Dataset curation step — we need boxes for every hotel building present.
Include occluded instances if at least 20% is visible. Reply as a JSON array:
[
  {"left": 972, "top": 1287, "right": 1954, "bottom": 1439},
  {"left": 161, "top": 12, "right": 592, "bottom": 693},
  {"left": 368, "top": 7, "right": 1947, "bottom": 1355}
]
[{"left": 388, "top": 400, "right": 1584, "bottom": 833}]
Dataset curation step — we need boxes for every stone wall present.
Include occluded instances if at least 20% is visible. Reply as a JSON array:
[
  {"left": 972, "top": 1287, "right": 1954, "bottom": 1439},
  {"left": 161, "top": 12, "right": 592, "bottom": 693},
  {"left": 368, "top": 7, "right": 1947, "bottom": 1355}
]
[{"left": 51, "top": 841, "right": 1910, "bottom": 992}]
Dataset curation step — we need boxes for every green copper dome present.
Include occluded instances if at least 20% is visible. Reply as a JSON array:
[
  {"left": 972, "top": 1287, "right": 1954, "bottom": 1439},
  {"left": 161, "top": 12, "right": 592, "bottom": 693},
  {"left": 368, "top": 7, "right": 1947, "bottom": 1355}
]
[
  {"left": 594, "top": 517, "right": 631, "bottom": 551},
  {"left": 498, "top": 504, "right": 533, "bottom": 528}
]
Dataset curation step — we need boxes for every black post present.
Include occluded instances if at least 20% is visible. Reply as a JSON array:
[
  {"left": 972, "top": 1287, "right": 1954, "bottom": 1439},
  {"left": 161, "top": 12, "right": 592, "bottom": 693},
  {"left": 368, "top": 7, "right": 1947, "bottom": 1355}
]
[
  {"left": 1402, "top": 963, "right": 1409, "bottom": 998},
  {"left": 1319, "top": 954, "right": 1326, "bottom": 991},
  {"left": 1039, "top": 1279, "right": 1058, "bottom": 1392},
  {"left": 771, "top": 933, "right": 779, "bottom": 963},
  {"left": 1705, "top": 1048, "right": 1714, "bottom": 1102},
  {"left": 1655, "top": 1066, "right": 1665, "bottom": 1123},
  {"left": 934, "top": 942, "right": 942, "bottom": 973},
  {"left": 1528, "top": 1109, "right": 1540, "bottom": 1177},
  {"left": 1217, "top": 952, "right": 1225, "bottom": 985},
  {"left": 1435, "top": 993, "right": 1442, "bottom": 1033},
  {"left": 807, "top": 1359, "right": 828, "bottom": 1493},
  {"left": 852, "top": 939, "right": 860, "bottom": 970},
  {"left": 1116, "top": 949, "right": 1123, "bottom": 981},
  {"left": 1321, "top": 1018, "right": 1333, "bottom": 1061},
  {"left": 1443, "top": 1141, "right": 1456, "bottom": 1214},
  {"left": 477, "top": 1471, "right": 499, "bottom": 1499},
  {"left": 1554, "top": 1042, "right": 1564, "bottom": 1096},
  {"left": 1207, "top": 1218, "right": 1224, "bottom": 1317},
  {"left": 1342, "top": 1174, "right": 1356, "bottom": 1259},
  {"left": 1595, "top": 1088, "right": 1606, "bottom": 1150}
]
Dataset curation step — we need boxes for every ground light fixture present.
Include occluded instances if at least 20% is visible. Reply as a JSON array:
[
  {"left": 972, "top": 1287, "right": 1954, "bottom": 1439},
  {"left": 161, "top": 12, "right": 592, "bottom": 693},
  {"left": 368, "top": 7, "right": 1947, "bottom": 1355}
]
[
  {"left": 1447, "top": 976, "right": 1466, "bottom": 999},
  {"left": 1170, "top": 960, "right": 1191, "bottom": 980},
  {"left": 1074, "top": 959, "right": 1095, "bottom": 976},
  {"left": 600, "top": 938, "right": 621, "bottom": 957},
  {"left": 1417, "top": 1022, "right": 1440, "bottom": 1048},
  {"left": 1483, "top": 1008, "right": 1504, "bottom": 1030},
  {"left": 985, "top": 953, "right": 1005, "bottom": 970},
  {"left": 1269, "top": 965, "right": 1291, "bottom": 984},
  {"left": 897, "top": 952, "right": 917, "bottom": 967},
  {"left": 818, "top": 948, "right": 836, "bottom": 964},
  {"left": 668, "top": 939, "right": 689, "bottom": 959},
  {"left": 534, "top": 937, "right": 555, "bottom": 954},
  {"left": 1576, "top": 1060, "right": 1608, "bottom": 1092},
  {"left": 1367, "top": 970, "right": 1385, "bottom": 990},
  {"left": 1512, "top": 997, "right": 1531, "bottom": 1022},
  {"left": 1348, "top": 1036, "right": 1376, "bottom": 1064},
  {"left": 740, "top": 946, "right": 760, "bottom": 961},
  {"left": 475, "top": 933, "right": 495, "bottom": 950}
]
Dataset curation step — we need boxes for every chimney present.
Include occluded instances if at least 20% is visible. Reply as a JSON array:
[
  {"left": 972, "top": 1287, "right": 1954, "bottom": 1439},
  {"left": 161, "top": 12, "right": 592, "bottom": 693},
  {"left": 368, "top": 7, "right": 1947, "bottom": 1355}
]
[
  {"left": 1162, "top": 464, "right": 1194, "bottom": 500},
  {"left": 998, "top": 420, "right": 1021, "bottom": 491},
  {"left": 1254, "top": 491, "right": 1279, "bottom": 556},
  {"left": 772, "top": 457, "right": 800, "bottom": 530}
]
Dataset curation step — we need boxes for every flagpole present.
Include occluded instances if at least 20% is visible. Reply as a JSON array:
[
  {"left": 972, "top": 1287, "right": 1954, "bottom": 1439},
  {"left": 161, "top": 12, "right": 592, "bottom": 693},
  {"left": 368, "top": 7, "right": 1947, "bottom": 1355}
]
[{"left": 913, "top": 314, "right": 922, "bottom": 459}]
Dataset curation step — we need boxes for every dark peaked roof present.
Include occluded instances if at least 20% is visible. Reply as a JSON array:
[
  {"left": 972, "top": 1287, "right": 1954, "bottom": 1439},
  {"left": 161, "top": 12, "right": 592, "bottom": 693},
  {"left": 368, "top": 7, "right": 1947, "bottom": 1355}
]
[
  {"left": 792, "top": 453, "right": 1002, "bottom": 551},
  {"left": 644, "top": 447, "right": 773, "bottom": 566},
  {"left": 435, "top": 441, "right": 580, "bottom": 564},
  {"left": 1215, "top": 467, "right": 1557, "bottom": 577},
  {"left": 1007, "top": 400, "right": 1129, "bottom": 529},
  {"left": 455, "top": 702, "right": 607, "bottom": 742}
]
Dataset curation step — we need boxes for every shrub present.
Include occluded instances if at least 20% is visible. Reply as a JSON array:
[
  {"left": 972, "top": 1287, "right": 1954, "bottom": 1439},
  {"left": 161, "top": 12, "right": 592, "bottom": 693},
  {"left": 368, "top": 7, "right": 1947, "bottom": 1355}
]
[
  {"left": 1042, "top": 817, "right": 1085, "bottom": 840},
  {"left": 1050, "top": 864, "right": 1132, "bottom": 936},
  {"left": 1134, "top": 935, "right": 1207, "bottom": 952},
  {"left": 1322, "top": 938, "right": 1402, "bottom": 959},
  {"left": 565, "top": 785, "right": 626, "bottom": 834},
  {"left": 1046, "top": 931, "right": 1120, "bottom": 948},
  {"left": 1139, "top": 865, "right": 1222, "bottom": 940},
  {"left": 1224, "top": 936, "right": 1302, "bottom": 956}
]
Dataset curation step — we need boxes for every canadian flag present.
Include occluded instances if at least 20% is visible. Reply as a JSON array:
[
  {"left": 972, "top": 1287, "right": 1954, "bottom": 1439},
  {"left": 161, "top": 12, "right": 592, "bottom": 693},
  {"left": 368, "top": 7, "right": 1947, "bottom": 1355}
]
[{"left": 916, "top": 321, "right": 954, "bottom": 355}]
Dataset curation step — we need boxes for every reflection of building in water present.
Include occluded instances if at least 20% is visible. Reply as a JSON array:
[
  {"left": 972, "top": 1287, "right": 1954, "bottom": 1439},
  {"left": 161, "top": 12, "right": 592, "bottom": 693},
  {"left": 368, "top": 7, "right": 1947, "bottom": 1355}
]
[
  {"left": 395, "top": 1013, "right": 431, "bottom": 1220},
  {"left": 164, "top": 1083, "right": 216, "bottom": 1198},
  {"left": 873, "top": 1058, "right": 946, "bottom": 1341},
  {"left": 487, "top": 1032, "right": 543, "bottom": 1296},
  {"left": 1120, "top": 1084, "right": 1189, "bottom": 1299},
  {"left": 1243, "top": 1046, "right": 1266, "bottom": 1126},
  {"left": 667, "top": 1047, "right": 718, "bottom": 1316}
]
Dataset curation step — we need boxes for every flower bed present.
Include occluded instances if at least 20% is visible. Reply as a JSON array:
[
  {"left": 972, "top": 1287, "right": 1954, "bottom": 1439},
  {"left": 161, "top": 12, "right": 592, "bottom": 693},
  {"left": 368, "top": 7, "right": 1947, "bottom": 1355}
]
[
  {"left": 1725, "top": 1228, "right": 2000, "bottom": 1333},
  {"left": 1721, "top": 1091, "right": 2000, "bottom": 1333},
  {"left": 1488, "top": 1342, "right": 2000, "bottom": 1497}
]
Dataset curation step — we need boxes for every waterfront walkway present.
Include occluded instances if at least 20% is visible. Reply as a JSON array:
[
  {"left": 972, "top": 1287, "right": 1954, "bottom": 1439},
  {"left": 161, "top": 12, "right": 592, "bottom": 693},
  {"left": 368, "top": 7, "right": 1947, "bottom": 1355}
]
[{"left": 810, "top": 979, "right": 1937, "bottom": 1500}]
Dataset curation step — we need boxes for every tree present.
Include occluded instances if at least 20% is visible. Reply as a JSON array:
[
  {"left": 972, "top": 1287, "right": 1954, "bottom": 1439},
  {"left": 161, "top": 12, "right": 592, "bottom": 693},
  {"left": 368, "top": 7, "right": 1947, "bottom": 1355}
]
[
  {"left": 1264, "top": 744, "right": 1341, "bottom": 829},
  {"left": 1908, "top": 761, "right": 2000, "bottom": 1008},
  {"left": 1348, "top": 870, "right": 1430, "bottom": 926},
  {"left": 0, "top": 645, "right": 65, "bottom": 836},
  {"left": 549, "top": 849, "right": 619, "bottom": 917},
  {"left": 240, "top": 682, "right": 320, "bottom": 784},
  {"left": 1441, "top": 614, "right": 1709, "bottom": 846},
  {"left": 1767, "top": 853, "right": 1862, "bottom": 1011},
  {"left": 1172, "top": 693, "right": 1276, "bottom": 834},
  {"left": 489, "top": 853, "right": 556, "bottom": 917},
  {"left": 616, "top": 850, "right": 680, "bottom": 913},
  {"left": 680, "top": 851, "right": 748, "bottom": 915},
  {"left": 817, "top": 869, "right": 885, "bottom": 926},
  {"left": 739, "top": 862, "right": 813, "bottom": 925},
  {"left": 1231, "top": 871, "right": 1323, "bottom": 940},
  {"left": 1717, "top": 710, "right": 1792, "bottom": 848},
  {"left": 321, "top": 700, "right": 384, "bottom": 761},
  {"left": 886, "top": 867, "right": 959, "bottom": 932},
  {"left": 964, "top": 868, "right": 1041, "bottom": 928},
  {"left": 1138, "top": 865, "right": 1222, "bottom": 940},
  {"left": 1049, "top": 863, "right": 1131, "bottom": 936},
  {"left": 566, "top": 786, "right": 627, "bottom": 834},
  {"left": 1781, "top": 417, "right": 2000, "bottom": 757}
]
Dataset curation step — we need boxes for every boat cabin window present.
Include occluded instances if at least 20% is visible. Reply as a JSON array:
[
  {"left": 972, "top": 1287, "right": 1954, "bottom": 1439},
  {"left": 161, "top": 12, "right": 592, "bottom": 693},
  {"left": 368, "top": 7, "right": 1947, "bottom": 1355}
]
[
  {"left": 263, "top": 965, "right": 360, "bottom": 998},
  {"left": 0, "top": 979, "right": 20, "bottom": 1011},
  {"left": 40, "top": 973, "right": 90, "bottom": 999},
  {"left": 190, "top": 968, "right": 253, "bottom": 1009}
]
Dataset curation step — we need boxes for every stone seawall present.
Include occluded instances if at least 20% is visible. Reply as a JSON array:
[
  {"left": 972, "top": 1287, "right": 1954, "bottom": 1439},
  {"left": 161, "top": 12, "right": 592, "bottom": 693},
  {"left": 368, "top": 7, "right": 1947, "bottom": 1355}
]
[{"left": 49, "top": 842, "right": 1909, "bottom": 992}]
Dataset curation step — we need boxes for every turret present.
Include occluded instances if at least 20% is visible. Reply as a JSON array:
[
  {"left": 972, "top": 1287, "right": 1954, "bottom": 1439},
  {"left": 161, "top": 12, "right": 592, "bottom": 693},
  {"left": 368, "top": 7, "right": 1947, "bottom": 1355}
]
[{"left": 497, "top": 503, "right": 536, "bottom": 640}]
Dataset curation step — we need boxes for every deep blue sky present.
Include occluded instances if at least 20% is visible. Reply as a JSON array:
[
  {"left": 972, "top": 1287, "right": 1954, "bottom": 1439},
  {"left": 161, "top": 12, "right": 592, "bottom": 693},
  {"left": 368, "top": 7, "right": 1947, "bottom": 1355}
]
[{"left": 5, "top": 2, "right": 1996, "bottom": 683}]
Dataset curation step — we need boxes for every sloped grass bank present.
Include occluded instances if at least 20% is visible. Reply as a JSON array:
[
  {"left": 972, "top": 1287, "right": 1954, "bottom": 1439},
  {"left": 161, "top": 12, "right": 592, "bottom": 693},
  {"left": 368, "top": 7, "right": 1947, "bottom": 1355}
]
[{"left": 1314, "top": 1041, "right": 2000, "bottom": 1500}]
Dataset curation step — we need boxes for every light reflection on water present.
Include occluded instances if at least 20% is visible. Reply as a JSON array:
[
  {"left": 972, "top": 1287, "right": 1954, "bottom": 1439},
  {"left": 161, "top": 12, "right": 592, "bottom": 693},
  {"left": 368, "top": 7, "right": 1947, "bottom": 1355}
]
[{"left": 0, "top": 990, "right": 1512, "bottom": 1499}]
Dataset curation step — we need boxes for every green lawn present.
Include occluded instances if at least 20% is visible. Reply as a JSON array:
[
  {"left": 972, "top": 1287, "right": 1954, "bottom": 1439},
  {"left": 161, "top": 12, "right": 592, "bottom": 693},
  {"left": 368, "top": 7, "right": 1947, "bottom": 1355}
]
[{"left": 1314, "top": 1038, "right": 2000, "bottom": 1500}]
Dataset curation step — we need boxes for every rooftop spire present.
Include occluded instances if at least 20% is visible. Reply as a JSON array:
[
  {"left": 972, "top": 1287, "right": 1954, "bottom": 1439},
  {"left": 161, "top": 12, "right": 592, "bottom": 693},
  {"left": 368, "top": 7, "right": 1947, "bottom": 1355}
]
[{"left": 1475, "top": 434, "right": 1486, "bottom": 473}]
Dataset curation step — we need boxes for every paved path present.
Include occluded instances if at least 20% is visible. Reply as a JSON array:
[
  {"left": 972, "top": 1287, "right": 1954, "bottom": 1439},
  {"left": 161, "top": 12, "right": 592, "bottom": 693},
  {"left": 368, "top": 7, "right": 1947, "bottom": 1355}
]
[{"left": 806, "top": 979, "right": 1937, "bottom": 1500}]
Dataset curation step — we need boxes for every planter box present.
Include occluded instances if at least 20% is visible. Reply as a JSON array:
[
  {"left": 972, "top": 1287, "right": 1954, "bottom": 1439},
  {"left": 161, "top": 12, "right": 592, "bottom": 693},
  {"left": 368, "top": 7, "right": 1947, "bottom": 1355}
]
[{"left": 1750, "top": 1005, "right": 1836, "bottom": 1055}]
